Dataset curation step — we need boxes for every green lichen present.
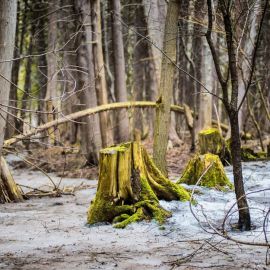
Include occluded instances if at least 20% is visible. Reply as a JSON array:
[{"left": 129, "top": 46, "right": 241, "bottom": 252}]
[{"left": 177, "top": 153, "right": 233, "bottom": 190}]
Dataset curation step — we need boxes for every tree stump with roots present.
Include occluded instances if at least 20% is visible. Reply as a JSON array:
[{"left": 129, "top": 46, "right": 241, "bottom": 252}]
[
  {"left": 87, "top": 142, "right": 190, "bottom": 228},
  {"left": 0, "top": 157, "right": 23, "bottom": 203}
]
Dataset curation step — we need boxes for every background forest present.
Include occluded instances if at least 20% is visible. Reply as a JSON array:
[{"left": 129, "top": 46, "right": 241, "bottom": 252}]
[
  {"left": 0, "top": 0, "right": 270, "bottom": 268},
  {"left": 3, "top": 0, "right": 269, "bottom": 155}
]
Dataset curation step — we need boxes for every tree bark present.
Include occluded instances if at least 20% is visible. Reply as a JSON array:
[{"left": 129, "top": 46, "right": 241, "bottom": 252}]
[
  {"left": 75, "top": 0, "right": 102, "bottom": 165},
  {"left": 153, "top": 0, "right": 180, "bottom": 175},
  {"left": 111, "top": 0, "right": 130, "bottom": 142},
  {"left": 238, "top": 0, "right": 262, "bottom": 131},
  {"left": 229, "top": 112, "right": 251, "bottom": 230},
  {"left": 91, "top": 0, "right": 113, "bottom": 147},
  {"left": 45, "top": 0, "right": 59, "bottom": 145},
  {"left": 0, "top": 0, "right": 18, "bottom": 166},
  {"left": 5, "top": 2, "right": 21, "bottom": 139},
  {"left": 133, "top": 2, "right": 148, "bottom": 138},
  {"left": 0, "top": 0, "right": 23, "bottom": 203}
]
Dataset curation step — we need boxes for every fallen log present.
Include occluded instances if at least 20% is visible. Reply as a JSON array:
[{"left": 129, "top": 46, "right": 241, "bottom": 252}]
[{"left": 4, "top": 101, "right": 229, "bottom": 147}]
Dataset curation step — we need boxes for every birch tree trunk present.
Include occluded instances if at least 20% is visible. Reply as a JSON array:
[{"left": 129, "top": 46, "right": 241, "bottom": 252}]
[
  {"left": 153, "top": 0, "right": 180, "bottom": 175},
  {"left": 112, "top": 0, "right": 129, "bottom": 142}
]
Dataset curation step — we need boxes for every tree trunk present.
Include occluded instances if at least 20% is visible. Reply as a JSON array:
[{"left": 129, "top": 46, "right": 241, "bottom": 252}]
[
  {"left": 36, "top": 1, "right": 48, "bottom": 126},
  {"left": 153, "top": 0, "right": 180, "bottom": 175},
  {"left": 229, "top": 112, "right": 251, "bottom": 230},
  {"left": 0, "top": 0, "right": 23, "bottom": 203},
  {"left": 5, "top": 2, "right": 21, "bottom": 139},
  {"left": 45, "top": 0, "right": 59, "bottom": 145},
  {"left": 91, "top": 0, "right": 113, "bottom": 147},
  {"left": 20, "top": 30, "right": 34, "bottom": 128},
  {"left": 133, "top": 2, "right": 148, "bottom": 138},
  {"left": 75, "top": 0, "right": 102, "bottom": 165},
  {"left": 111, "top": 0, "right": 129, "bottom": 143},
  {"left": 87, "top": 141, "right": 190, "bottom": 228},
  {"left": 238, "top": 0, "right": 262, "bottom": 131},
  {"left": 198, "top": 1, "right": 214, "bottom": 131},
  {"left": 0, "top": 0, "right": 18, "bottom": 165}
]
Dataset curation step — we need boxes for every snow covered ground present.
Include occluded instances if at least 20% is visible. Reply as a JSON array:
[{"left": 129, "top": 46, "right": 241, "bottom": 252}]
[{"left": 0, "top": 155, "right": 269, "bottom": 269}]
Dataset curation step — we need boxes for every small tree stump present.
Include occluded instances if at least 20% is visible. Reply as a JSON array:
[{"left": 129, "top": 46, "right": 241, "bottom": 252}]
[
  {"left": 87, "top": 142, "right": 190, "bottom": 228},
  {"left": 177, "top": 153, "right": 233, "bottom": 190},
  {"left": 198, "top": 128, "right": 231, "bottom": 164},
  {"left": 198, "top": 128, "right": 225, "bottom": 155},
  {"left": 0, "top": 157, "right": 23, "bottom": 203}
]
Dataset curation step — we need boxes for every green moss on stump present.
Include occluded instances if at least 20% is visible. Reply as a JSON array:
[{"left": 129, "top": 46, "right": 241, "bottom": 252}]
[
  {"left": 198, "top": 128, "right": 232, "bottom": 165},
  {"left": 199, "top": 128, "right": 224, "bottom": 155},
  {"left": 177, "top": 153, "right": 233, "bottom": 190},
  {"left": 87, "top": 142, "right": 190, "bottom": 228}
]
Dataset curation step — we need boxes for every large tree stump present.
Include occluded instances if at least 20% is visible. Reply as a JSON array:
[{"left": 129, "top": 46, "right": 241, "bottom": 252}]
[
  {"left": 177, "top": 153, "right": 233, "bottom": 190},
  {"left": 0, "top": 157, "right": 23, "bottom": 203},
  {"left": 87, "top": 142, "right": 190, "bottom": 228}
]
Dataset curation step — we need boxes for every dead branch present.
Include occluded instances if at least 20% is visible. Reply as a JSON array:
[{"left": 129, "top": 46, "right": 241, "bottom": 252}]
[{"left": 4, "top": 101, "right": 230, "bottom": 147}]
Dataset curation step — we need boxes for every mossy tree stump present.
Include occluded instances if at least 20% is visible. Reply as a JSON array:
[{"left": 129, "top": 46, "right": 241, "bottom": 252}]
[
  {"left": 87, "top": 142, "right": 190, "bottom": 228},
  {"left": 198, "top": 128, "right": 231, "bottom": 164},
  {"left": 0, "top": 157, "right": 23, "bottom": 203},
  {"left": 177, "top": 153, "right": 233, "bottom": 190}
]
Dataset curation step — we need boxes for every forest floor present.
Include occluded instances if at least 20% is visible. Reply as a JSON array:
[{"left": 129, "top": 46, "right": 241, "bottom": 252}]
[{"left": 0, "top": 144, "right": 270, "bottom": 269}]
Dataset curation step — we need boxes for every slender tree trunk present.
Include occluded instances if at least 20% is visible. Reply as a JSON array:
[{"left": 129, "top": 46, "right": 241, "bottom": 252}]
[
  {"left": 229, "top": 111, "right": 251, "bottom": 230},
  {"left": 0, "top": 0, "right": 17, "bottom": 169},
  {"left": 36, "top": 1, "right": 48, "bottom": 126},
  {"left": 5, "top": 2, "right": 21, "bottom": 139},
  {"left": 198, "top": 1, "right": 214, "bottom": 131},
  {"left": 111, "top": 0, "right": 129, "bottom": 142},
  {"left": 91, "top": 0, "right": 113, "bottom": 147},
  {"left": 20, "top": 31, "right": 34, "bottom": 127},
  {"left": 238, "top": 0, "right": 262, "bottom": 131},
  {"left": 45, "top": 0, "right": 59, "bottom": 145},
  {"left": 153, "top": 0, "right": 179, "bottom": 175},
  {"left": 133, "top": 2, "right": 148, "bottom": 138}
]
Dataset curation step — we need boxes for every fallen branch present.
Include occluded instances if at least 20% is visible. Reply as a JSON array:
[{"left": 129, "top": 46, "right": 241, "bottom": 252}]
[{"left": 4, "top": 101, "right": 229, "bottom": 147}]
